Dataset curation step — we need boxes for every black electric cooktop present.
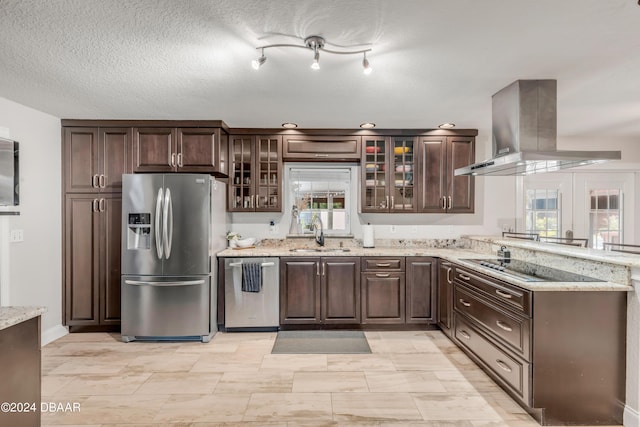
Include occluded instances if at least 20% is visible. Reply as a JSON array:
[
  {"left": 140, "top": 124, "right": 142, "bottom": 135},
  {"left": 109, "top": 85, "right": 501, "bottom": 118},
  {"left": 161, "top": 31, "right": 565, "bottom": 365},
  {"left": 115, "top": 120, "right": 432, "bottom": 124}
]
[{"left": 461, "top": 258, "right": 604, "bottom": 283}]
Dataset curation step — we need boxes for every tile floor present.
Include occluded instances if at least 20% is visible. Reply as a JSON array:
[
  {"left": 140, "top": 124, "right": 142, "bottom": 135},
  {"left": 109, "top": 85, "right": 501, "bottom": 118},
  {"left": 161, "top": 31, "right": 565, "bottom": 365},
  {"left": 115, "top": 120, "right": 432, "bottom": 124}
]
[{"left": 41, "top": 330, "right": 541, "bottom": 426}]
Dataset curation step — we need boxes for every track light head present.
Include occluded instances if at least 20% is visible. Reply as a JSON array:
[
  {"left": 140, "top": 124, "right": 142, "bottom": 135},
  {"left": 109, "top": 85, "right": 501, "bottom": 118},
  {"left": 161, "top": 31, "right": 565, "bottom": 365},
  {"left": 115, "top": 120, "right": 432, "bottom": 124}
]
[
  {"left": 251, "top": 48, "right": 266, "bottom": 70},
  {"left": 362, "top": 52, "right": 372, "bottom": 75},
  {"left": 311, "top": 50, "right": 320, "bottom": 70}
]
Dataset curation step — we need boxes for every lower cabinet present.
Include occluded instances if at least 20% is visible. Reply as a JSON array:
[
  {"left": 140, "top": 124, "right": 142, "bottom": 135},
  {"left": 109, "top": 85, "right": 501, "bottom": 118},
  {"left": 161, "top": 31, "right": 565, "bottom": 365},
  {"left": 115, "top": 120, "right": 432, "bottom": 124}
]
[
  {"left": 64, "top": 194, "right": 122, "bottom": 328},
  {"left": 450, "top": 263, "right": 626, "bottom": 426},
  {"left": 281, "top": 256, "right": 436, "bottom": 327},
  {"left": 280, "top": 257, "right": 360, "bottom": 325}
]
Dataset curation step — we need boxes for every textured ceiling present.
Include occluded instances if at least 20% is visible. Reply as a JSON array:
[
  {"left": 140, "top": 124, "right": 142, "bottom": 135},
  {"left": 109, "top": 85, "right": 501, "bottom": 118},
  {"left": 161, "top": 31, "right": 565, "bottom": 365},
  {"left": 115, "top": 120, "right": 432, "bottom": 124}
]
[{"left": 1, "top": 0, "right": 639, "bottom": 138}]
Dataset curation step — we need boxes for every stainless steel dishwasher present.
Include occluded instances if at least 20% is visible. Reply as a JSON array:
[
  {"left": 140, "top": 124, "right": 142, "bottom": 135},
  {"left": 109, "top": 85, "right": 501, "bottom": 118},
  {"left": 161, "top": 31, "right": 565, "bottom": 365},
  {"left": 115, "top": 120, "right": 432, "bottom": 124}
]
[{"left": 224, "top": 257, "right": 279, "bottom": 330}]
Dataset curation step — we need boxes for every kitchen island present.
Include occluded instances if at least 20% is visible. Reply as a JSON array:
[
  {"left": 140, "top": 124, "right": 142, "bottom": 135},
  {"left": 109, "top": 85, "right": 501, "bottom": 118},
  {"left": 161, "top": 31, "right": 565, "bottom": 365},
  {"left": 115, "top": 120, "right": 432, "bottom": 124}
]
[{"left": 0, "top": 306, "right": 46, "bottom": 427}]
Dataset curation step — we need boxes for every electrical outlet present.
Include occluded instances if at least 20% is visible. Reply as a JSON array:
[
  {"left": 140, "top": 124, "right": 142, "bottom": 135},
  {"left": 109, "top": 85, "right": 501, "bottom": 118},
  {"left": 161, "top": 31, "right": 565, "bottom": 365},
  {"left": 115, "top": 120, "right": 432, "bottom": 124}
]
[
  {"left": 269, "top": 220, "right": 277, "bottom": 234},
  {"left": 10, "top": 229, "right": 24, "bottom": 242},
  {"left": 390, "top": 225, "right": 397, "bottom": 233}
]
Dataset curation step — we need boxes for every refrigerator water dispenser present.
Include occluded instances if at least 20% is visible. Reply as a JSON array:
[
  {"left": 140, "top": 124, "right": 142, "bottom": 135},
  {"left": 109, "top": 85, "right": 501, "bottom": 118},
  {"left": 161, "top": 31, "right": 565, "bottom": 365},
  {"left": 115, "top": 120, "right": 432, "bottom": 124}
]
[{"left": 127, "top": 213, "right": 151, "bottom": 250}]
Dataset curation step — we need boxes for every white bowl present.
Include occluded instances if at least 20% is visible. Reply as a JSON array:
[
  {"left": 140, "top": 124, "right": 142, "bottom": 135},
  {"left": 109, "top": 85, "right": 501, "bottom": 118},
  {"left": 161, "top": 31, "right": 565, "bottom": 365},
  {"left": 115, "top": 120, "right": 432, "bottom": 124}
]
[{"left": 236, "top": 237, "right": 256, "bottom": 248}]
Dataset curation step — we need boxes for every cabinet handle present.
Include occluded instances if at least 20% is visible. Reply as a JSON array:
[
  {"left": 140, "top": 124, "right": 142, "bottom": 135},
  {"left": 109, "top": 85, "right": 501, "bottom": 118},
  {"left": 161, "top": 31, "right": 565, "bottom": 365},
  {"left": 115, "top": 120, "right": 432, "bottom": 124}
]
[
  {"left": 314, "top": 154, "right": 329, "bottom": 157},
  {"left": 375, "top": 273, "right": 391, "bottom": 278},
  {"left": 458, "top": 273, "right": 471, "bottom": 281},
  {"left": 459, "top": 298, "right": 471, "bottom": 307},
  {"left": 322, "top": 262, "right": 326, "bottom": 276},
  {"left": 251, "top": 195, "right": 255, "bottom": 208},
  {"left": 92, "top": 174, "right": 99, "bottom": 188},
  {"left": 447, "top": 196, "right": 452, "bottom": 210},
  {"left": 177, "top": 153, "right": 183, "bottom": 167},
  {"left": 171, "top": 153, "right": 177, "bottom": 167},
  {"left": 391, "top": 196, "right": 395, "bottom": 209},
  {"left": 99, "top": 174, "right": 106, "bottom": 188},
  {"left": 385, "top": 195, "right": 389, "bottom": 209},
  {"left": 441, "top": 196, "right": 446, "bottom": 210},
  {"left": 92, "top": 199, "right": 99, "bottom": 212},
  {"left": 99, "top": 198, "right": 105, "bottom": 212},
  {"left": 496, "top": 320, "right": 513, "bottom": 332},
  {"left": 316, "top": 262, "right": 320, "bottom": 276},
  {"left": 446, "top": 267, "right": 452, "bottom": 284},
  {"left": 496, "top": 359, "right": 513, "bottom": 373},
  {"left": 376, "top": 263, "right": 391, "bottom": 267},
  {"left": 495, "top": 289, "right": 513, "bottom": 299},
  {"left": 459, "top": 330, "right": 471, "bottom": 340}
]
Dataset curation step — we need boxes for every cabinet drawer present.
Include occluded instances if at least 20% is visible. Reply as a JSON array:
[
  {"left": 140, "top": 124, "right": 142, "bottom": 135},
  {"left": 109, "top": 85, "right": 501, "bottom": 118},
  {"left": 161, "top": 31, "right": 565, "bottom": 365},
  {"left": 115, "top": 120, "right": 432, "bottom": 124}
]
[
  {"left": 453, "top": 266, "right": 531, "bottom": 316},
  {"left": 454, "top": 285, "right": 530, "bottom": 360},
  {"left": 362, "top": 257, "right": 405, "bottom": 271},
  {"left": 455, "top": 315, "right": 530, "bottom": 404}
]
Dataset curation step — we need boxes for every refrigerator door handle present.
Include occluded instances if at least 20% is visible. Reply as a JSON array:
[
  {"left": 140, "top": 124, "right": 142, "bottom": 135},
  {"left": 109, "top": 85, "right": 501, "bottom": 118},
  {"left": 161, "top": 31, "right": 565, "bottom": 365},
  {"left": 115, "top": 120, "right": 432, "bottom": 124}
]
[
  {"left": 155, "top": 187, "right": 164, "bottom": 259},
  {"left": 163, "top": 187, "right": 173, "bottom": 258},
  {"left": 124, "top": 279, "right": 205, "bottom": 286}
]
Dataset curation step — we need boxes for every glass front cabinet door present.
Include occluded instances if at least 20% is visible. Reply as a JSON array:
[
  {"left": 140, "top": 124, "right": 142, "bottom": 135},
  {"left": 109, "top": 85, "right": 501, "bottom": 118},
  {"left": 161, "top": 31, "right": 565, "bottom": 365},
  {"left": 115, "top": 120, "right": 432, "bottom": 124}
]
[
  {"left": 362, "top": 136, "right": 416, "bottom": 213},
  {"left": 228, "top": 135, "right": 282, "bottom": 212}
]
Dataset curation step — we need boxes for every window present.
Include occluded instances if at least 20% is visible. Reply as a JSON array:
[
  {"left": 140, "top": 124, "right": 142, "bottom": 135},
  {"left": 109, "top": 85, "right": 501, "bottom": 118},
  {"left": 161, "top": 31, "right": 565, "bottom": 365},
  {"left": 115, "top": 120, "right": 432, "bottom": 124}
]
[
  {"left": 525, "top": 189, "right": 560, "bottom": 237},
  {"left": 288, "top": 168, "right": 352, "bottom": 236},
  {"left": 589, "top": 189, "right": 622, "bottom": 249}
]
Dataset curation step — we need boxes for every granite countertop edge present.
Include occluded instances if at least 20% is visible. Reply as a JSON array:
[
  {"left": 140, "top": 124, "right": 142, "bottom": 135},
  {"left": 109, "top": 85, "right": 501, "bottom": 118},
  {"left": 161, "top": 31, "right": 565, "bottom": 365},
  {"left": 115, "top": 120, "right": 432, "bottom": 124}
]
[
  {"left": 0, "top": 306, "right": 47, "bottom": 331},
  {"left": 217, "top": 247, "right": 632, "bottom": 292}
]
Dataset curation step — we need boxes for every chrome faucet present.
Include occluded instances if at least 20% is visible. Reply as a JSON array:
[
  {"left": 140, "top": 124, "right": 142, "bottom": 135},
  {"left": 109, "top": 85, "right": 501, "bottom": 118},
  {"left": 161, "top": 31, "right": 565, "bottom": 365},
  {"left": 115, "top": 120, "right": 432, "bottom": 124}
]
[{"left": 312, "top": 216, "right": 324, "bottom": 246}]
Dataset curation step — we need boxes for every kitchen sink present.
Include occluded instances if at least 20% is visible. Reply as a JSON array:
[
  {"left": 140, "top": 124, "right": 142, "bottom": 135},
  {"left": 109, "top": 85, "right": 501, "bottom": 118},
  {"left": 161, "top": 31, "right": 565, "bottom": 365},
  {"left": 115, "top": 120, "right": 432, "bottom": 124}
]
[
  {"left": 322, "top": 248, "right": 351, "bottom": 252},
  {"left": 289, "top": 248, "right": 322, "bottom": 253}
]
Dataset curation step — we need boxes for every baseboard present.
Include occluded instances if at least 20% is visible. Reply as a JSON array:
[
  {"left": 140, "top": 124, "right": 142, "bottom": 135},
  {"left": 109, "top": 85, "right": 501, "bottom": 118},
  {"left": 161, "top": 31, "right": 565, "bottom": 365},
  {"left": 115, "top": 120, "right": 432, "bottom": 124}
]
[
  {"left": 625, "top": 405, "right": 640, "bottom": 427},
  {"left": 41, "top": 324, "right": 68, "bottom": 346}
]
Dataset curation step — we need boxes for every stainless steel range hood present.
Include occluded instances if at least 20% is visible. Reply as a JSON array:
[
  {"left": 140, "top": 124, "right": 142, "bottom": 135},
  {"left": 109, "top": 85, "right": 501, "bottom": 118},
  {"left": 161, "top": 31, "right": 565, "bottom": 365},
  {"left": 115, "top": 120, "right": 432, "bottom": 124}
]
[{"left": 454, "top": 80, "right": 621, "bottom": 176}]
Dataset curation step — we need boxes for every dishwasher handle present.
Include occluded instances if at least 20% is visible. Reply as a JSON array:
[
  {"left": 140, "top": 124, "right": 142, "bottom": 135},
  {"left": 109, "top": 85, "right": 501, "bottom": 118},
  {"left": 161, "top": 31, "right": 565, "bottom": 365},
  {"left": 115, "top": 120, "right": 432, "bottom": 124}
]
[
  {"left": 229, "top": 261, "right": 276, "bottom": 268},
  {"left": 124, "top": 279, "right": 205, "bottom": 286}
]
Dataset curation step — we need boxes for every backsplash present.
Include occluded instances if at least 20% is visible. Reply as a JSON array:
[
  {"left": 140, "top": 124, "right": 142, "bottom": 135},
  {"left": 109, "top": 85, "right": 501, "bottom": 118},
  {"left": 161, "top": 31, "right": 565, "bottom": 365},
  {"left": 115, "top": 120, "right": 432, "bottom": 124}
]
[{"left": 257, "top": 237, "right": 467, "bottom": 249}]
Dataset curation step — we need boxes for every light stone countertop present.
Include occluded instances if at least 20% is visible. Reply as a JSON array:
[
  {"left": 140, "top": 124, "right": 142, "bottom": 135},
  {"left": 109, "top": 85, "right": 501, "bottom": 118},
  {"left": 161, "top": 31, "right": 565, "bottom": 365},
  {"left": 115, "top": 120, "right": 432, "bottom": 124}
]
[
  {"left": 0, "top": 306, "right": 46, "bottom": 331},
  {"left": 217, "top": 244, "right": 632, "bottom": 292}
]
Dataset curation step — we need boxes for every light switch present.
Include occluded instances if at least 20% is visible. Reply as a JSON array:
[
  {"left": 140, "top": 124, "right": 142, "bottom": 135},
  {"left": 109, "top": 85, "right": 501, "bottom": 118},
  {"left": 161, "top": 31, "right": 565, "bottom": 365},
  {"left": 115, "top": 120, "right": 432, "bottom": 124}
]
[{"left": 10, "top": 229, "right": 24, "bottom": 242}]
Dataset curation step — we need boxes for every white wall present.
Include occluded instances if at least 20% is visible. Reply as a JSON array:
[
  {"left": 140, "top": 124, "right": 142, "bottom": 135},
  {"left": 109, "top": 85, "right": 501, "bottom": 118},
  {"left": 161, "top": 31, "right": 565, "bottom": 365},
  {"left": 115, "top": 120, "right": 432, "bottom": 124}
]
[{"left": 0, "top": 96, "right": 64, "bottom": 345}]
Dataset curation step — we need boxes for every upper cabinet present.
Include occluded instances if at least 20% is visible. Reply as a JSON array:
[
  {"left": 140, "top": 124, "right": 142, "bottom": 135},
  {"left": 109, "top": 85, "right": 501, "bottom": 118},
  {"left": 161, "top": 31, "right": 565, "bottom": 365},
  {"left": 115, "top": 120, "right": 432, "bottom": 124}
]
[
  {"left": 283, "top": 135, "right": 361, "bottom": 161},
  {"left": 64, "top": 127, "right": 132, "bottom": 193},
  {"left": 228, "top": 135, "right": 282, "bottom": 212},
  {"left": 361, "top": 136, "right": 417, "bottom": 213},
  {"left": 417, "top": 135, "right": 475, "bottom": 213},
  {"left": 133, "top": 127, "right": 227, "bottom": 175}
]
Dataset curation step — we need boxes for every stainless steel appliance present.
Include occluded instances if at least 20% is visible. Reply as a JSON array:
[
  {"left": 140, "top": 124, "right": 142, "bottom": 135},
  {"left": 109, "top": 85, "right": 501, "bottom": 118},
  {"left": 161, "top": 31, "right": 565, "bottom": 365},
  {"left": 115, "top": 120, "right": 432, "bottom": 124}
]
[
  {"left": 461, "top": 258, "right": 603, "bottom": 283},
  {"left": 224, "top": 257, "right": 279, "bottom": 330},
  {"left": 121, "top": 173, "right": 227, "bottom": 342},
  {"left": 0, "top": 137, "right": 19, "bottom": 206},
  {"left": 455, "top": 80, "right": 621, "bottom": 176}
]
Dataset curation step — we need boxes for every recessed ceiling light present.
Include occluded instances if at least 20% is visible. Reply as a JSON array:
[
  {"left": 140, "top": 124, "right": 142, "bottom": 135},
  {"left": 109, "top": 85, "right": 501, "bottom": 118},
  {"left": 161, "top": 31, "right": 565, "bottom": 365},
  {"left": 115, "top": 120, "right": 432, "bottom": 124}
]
[
  {"left": 282, "top": 123, "right": 298, "bottom": 129},
  {"left": 360, "top": 122, "right": 376, "bottom": 129},
  {"left": 438, "top": 123, "right": 456, "bottom": 129}
]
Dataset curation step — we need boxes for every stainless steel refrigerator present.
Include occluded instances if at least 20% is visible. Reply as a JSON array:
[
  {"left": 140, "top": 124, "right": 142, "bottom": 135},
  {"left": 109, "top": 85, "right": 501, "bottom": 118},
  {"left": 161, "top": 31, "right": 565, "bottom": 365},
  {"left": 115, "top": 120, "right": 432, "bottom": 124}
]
[{"left": 120, "top": 173, "right": 227, "bottom": 342}]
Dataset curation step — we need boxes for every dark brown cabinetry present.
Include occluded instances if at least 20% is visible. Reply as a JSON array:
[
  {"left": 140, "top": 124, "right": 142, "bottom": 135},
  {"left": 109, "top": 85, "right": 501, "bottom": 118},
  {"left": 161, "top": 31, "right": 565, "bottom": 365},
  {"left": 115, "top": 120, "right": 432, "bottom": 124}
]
[
  {"left": 417, "top": 136, "right": 474, "bottom": 213},
  {"left": 63, "top": 125, "right": 128, "bottom": 330},
  {"left": 283, "top": 135, "right": 361, "bottom": 161},
  {"left": 64, "top": 193, "right": 121, "bottom": 327},
  {"left": 361, "top": 257, "right": 405, "bottom": 323},
  {"left": 228, "top": 135, "right": 282, "bottom": 212},
  {"left": 64, "top": 127, "right": 132, "bottom": 193},
  {"left": 405, "top": 257, "right": 437, "bottom": 323},
  {"left": 436, "top": 261, "right": 454, "bottom": 336},
  {"left": 133, "top": 127, "right": 227, "bottom": 174},
  {"left": 280, "top": 257, "right": 360, "bottom": 325},
  {"left": 451, "top": 264, "right": 626, "bottom": 425},
  {"left": 361, "top": 137, "right": 417, "bottom": 213},
  {"left": 0, "top": 317, "right": 41, "bottom": 427}
]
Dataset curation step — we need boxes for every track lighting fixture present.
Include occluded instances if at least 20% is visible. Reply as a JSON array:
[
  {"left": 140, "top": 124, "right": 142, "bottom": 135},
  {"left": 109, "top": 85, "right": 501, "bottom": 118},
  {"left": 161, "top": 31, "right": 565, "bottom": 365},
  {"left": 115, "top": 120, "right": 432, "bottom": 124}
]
[{"left": 251, "top": 35, "right": 372, "bottom": 73}]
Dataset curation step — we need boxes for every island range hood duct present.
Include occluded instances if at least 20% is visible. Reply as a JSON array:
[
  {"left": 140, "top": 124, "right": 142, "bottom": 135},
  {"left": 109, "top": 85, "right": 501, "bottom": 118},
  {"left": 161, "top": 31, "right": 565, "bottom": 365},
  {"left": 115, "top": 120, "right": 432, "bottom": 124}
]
[{"left": 454, "top": 80, "right": 621, "bottom": 176}]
